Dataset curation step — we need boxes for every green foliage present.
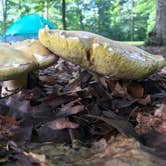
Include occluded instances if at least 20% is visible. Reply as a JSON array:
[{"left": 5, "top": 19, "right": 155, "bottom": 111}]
[{"left": 0, "top": 0, "right": 155, "bottom": 41}]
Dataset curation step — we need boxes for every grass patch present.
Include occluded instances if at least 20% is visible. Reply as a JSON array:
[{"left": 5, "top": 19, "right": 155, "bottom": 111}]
[{"left": 122, "top": 41, "right": 144, "bottom": 46}]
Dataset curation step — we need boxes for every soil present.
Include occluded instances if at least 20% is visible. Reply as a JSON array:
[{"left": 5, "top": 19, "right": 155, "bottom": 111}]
[{"left": 0, "top": 46, "right": 166, "bottom": 166}]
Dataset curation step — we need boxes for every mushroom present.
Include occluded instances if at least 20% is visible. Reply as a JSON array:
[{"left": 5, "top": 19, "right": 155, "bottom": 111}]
[
  {"left": 39, "top": 28, "right": 166, "bottom": 79},
  {"left": 0, "top": 40, "right": 58, "bottom": 97},
  {"left": 0, "top": 45, "right": 35, "bottom": 97},
  {"left": 12, "top": 39, "right": 58, "bottom": 69}
]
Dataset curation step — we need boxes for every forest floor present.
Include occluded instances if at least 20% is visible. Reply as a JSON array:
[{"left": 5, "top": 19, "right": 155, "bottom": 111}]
[{"left": 0, "top": 46, "right": 166, "bottom": 166}]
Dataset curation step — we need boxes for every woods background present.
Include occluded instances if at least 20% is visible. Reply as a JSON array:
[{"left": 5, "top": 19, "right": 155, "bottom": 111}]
[{"left": 0, "top": 0, "right": 165, "bottom": 44}]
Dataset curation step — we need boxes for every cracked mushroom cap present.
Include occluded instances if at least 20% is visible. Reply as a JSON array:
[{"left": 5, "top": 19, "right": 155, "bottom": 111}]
[
  {"left": 0, "top": 45, "right": 35, "bottom": 81},
  {"left": 39, "top": 28, "right": 166, "bottom": 79},
  {"left": 12, "top": 39, "right": 58, "bottom": 69}
]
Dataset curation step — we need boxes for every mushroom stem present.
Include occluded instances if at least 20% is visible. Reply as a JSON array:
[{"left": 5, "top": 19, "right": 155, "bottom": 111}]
[{"left": 1, "top": 75, "right": 28, "bottom": 97}]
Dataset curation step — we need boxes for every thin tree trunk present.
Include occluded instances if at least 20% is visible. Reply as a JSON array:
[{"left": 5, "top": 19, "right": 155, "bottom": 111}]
[
  {"left": 156, "top": 0, "right": 166, "bottom": 45},
  {"left": 130, "top": 0, "right": 134, "bottom": 41},
  {"left": 44, "top": 0, "right": 49, "bottom": 20},
  {"left": 18, "top": 0, "right": 21, "bottom": 9},
  {"left": 79, "top": 13, "right": 84, "bottom": 30},
  {"left": 62, "top": 0, "right": 67, "bottom": 30},
  {"left": 96, "top": 3, "right": 103, "bottom": 32},
  {"left": 147, "top": 0, "right": 166, "bottom": 45},
  {"left": 1, "top": 0, "right": 7, "bottom": 36},
  {"left": 76, "top": 0, "right": 84, "bottom": 30}
]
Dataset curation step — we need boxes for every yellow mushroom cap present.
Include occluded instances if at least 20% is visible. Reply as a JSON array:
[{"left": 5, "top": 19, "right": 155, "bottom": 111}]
[
  {"left": 12, "top": 39, "right": 58, "bottom": 69},
  {"left": 39, "top": 28, "right": 166, "bottom": 79},
  {"left": 0, "top": 45, "right": 35, "bottom": 81}
]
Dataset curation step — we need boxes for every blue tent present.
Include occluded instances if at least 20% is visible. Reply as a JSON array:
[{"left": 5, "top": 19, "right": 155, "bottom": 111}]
[{"left": 1, "top": 14, "right": 56, "bottom": 43}]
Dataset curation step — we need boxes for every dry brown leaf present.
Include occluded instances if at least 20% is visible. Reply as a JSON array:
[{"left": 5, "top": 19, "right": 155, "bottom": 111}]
[
  {"left": 153, "top": 104, "right": 166, "bottom": 133},
  {"left": 0, "top": 115, "right": 19, "bottom": 139},
  {"left": 47, "top": 118, "right": 79, "bottom": 130},
  {"left": 98, "top": 77, "right": 108, "bottom": 89},
  {"left": 57, "top": 105, "right": 84, "bottom": 117},
  {"left": 154, "top": 104, "right": 166, "bottom": 118},
  {"left": 87, "top": 113, "right": 138, "bottom": 139},
  {"left": 101, "top": 135, "right": 166, "bottom": 166},
  {"left": 60, "top": 99, "right": 81, "bottom": 111},
  {"left": 0, "top": 115, "right": 19, "bottom": 126},
  {"left": 24, "top": 152, "right": 47, "bottom": 166},
  {"left": 111, "top": 82, "right": 127, "bottom": 97},
  {"left": 135, "top": 113, "right": 154, "bottom": 135},
  {"left": 137, "top": 95, "right": 151, "bottom": 105},
  {"left": 136, "top": 105, "right": 166, "bottom": 134},
  {"left": 56, "top": 98, "right": 84, "bottom": 116}
]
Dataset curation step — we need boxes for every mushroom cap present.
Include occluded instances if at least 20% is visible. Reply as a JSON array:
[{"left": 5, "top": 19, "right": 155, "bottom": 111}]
[
  {"left": 12, "top": 39, "right": 58, "bottom": 69},
  {"left": 0, "top": 45, "right": 35, "bottom": 81},
  {"left": 39, "top": 29, "right": 166, "bottom": 79}
]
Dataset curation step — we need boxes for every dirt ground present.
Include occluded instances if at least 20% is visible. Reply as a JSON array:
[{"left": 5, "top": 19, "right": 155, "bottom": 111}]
[{"left": 0, "top": 46, "right": 166, "bottom": 166}]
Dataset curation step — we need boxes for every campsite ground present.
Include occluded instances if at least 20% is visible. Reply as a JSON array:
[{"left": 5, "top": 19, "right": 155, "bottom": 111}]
[
  {"left": 0, "top": 46, "right": 166, "bottom": 165},
  {"left": 123, "top": 41, "right": 144, "bottom": 46}
]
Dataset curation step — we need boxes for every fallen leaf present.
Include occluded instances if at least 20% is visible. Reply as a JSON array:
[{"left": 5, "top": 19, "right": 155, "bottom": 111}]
[
  {"left": 80, "top": 70, "right": 92, "bottom": 88},
  {"left": 24, "top": 152, "right": 47, "bottom": 165},
  {"left": 137, "top": 95, "right": 151, "bottom": 105},
  {"left": 57, "top": 105, "right": 84, "bottom": 117},
  {"left": 47, "top": 118, "right": 79, "bottom": 130},
  {"left": 151, "top": 91, "right": 166, "bottom": 100},
  {"left": 42, "top": 94, "right": 78, "bottom": 109},
  {"left": 55, "top": 98, "right": 84, "bottom": 117},
  {"left": 0, "top": 115, "right": 19, "bottom": 139},
  {"left": 102, "top": 135, "right": 166, "bottom": 166},
  {"left": 153, "top": 104, "right": 166, "bottom": 133},
  {"left": 98, "top": 77, "right": 108, "bottom": 89},
  {"left": 39, "top": 75, "right": 57, "bottom": 85},
  {"left": 154, "top": 104, "right": 166, "bottom": 118},
  {"left": 4, "top": 90, "right": 42, "bottom": 114},
  {"left": 111, "top": 82, "right": 127, "bottom": 97},
  {"left": 111, "top": 98, "right": 137, "bottom": 109},
  {"left": 63, "top": 78, "right": 81, "bottom": 94},
  {"left": 15, "top": 154, "right": 33, "bottom": 166},
  {"left": 86, "top": 111, "right": 139, "bottom": 139},
  {"left": 136, "top": 105, "right": 166, "bottom": 135},
  {"left": 0, "top": 115, "right": 19, "bottom": 126},
  {"left": 90, "top": 82, "right": 112, "bottom": 100},
  {"left": 34, "top": 125, "right": 71, "bottom": 143},
  {"left": 135, "top": 113, "right": 154, "bottom": 135},
  {"left": 140, "top": 130, "right": 166, "bottom": 160}
]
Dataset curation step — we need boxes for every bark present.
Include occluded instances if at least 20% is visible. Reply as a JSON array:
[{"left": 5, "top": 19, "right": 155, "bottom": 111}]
[
  {"left": 79, "top": 13, "right": 84, "bottom": 31},
  {"left": 44, "top": 1, "right": 49, "bottom": 20},
  {"left": 147, "top": 0, "right": 166, "bottom": 45},
  {"left": 96, "top": 3, "right": 103, "bottom": 32},
  {"left": 1, "top": 0, "right": 7, "bottom": 36},
  {"left": 130, "top": 0, "right": 135, "bottom": 41},
  {"left": 62, "top": 0, "right": 67, "bottom": 30},
  {"left": 76, "top": 0, "right": 84, "bottom": 30}
]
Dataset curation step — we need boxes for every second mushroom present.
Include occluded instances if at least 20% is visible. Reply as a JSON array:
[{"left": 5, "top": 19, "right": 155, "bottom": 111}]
[{"left": 0, "top": 40, "right": 58, "bottom": 97}]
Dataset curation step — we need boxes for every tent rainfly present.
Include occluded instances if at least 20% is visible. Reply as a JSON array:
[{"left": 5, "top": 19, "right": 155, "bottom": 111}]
[{"left": 1, "top": 14, "right": 56, "bottom": 43}]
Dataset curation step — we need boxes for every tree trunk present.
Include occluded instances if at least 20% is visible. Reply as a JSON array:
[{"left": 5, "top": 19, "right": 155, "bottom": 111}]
[
  {"left": 147, "top": 0, "right": 166, "bottom": 45},
  {"left": 44, "top": 0, "right": 49, "bottom": 20},
  {"left": 79, "top": 13, "right": 84, "bottom": 30},
  {"left": 130, "top": 0, "right": 135, "bottom": 41},
  {"left": 96, "top": 3, "right": 103, "bottom": 32},
  {"left": 62, "top": 0, "right": 67, "bottom": 30},
  {"left": 1, "top": 0, "right": 7, "bottom": 36},
  {"left": 76, "top": 0, "right": 84, "bottom": 30}
]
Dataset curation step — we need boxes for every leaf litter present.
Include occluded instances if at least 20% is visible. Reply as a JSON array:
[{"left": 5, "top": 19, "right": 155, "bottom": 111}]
[{"left": 0, "top": 53, "right": 166, "bottom": 165}]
